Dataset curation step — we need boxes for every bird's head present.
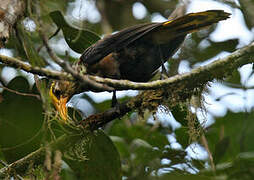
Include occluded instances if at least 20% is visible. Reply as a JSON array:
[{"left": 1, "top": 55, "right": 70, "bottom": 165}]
[{"left": 49, "top": 80, "right": 77, "bottom": 121}]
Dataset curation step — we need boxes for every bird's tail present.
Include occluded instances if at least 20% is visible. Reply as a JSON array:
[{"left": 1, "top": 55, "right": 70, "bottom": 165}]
[
  {"left": 165, "top": 10, "right": 230, "bottom": 32},
  {"left": 153, "top": 10, "right": 230, "bottom": 43}
]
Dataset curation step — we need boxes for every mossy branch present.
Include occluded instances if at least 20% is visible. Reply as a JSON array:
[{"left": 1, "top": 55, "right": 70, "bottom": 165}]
[
  {"left": 1, "top": 41, "right": 254, "bottom": 92},
  {"left": 88, "top": 41, "right": 254, "bottom": 90}
]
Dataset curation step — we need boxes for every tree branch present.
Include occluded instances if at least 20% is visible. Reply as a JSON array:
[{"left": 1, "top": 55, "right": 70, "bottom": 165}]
[
  {"left": 0, "top": 54, "right": 72, "bottom": 80},
  {"left": 1, "top": 42, "right": 254, "bottom": 92},
  {"left": 89, "top": 41, "right": 254, "bottom": 90},
  {"left": 81, "top": 42, "right": 254, "bottom": 129},
  {"left": 0, "top": 85, "right": 41, "bottom": 100}
]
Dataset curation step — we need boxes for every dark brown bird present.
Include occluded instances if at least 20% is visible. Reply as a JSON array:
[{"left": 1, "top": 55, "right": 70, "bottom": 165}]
[{"left": 50, "top": 10, "right": 230, "bottom": 121}]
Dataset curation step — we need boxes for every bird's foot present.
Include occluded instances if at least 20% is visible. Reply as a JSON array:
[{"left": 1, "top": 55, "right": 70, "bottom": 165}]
[
  {"left": 160, "top": 73, "right": 169, "bottom": 80},
  {"left": 160, "top": 63, "right": 169, "bottom": 80},
  {"left": 111, "top": 90, "right": 117, "bottom": 107},
  {"left": 111, "top": 90, "right": 121, "bottom": 114},
  {"left": 159, "top": 59, "right": 169, "bottom": 80}
]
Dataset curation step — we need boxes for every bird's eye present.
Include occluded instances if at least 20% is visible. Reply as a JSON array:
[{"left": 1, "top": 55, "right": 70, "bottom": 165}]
[{"left": 54, "top": 89, "right": 61, "bottom": 99}]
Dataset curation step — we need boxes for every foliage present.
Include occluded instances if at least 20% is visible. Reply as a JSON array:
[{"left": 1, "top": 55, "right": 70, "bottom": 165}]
[{"left": 0, "top": 0, "right": 254, "bottom": 179}]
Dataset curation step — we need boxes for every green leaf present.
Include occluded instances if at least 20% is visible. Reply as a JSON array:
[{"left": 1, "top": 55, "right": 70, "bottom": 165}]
[
  {"left": 206, "top": 111, "right": 254, "bottom": 164},
  {"left": 214, "top": 136, "right": 230, "bottom": 164},
  {"left": 0, "top": 76, "right": 44, "bottom": 163},
  {"left": 109, "top": 122, "right": 169, "bottom": 149},
  {"left": 130, "top": 138, "right": 161, "bottom": 166},
  {"left": 203, "top": 151, "right": 254, "bottom": 179},
  {"left": 224, "top": 69, "right": 241, "bottom": 87},
  {"left": 110, "top": 136, "right": 130, "bottom": 159},
  {"left": 171, "top": 104, "right": 188, "bottom": 127},
  {"left": 63, "top": 130, "right": 121, "bottom": 180},
  {"left": 16, "top": 23, "right": 45, "bottom": 66},
  {"left": 40, "top": 0, "right": 71, "bottom": 19},
  {"left": 175, "top": 127, "right": 190, "bottom": 149},
  {"left": 50, "top": 11, "right": 101, "bottom": 53}
]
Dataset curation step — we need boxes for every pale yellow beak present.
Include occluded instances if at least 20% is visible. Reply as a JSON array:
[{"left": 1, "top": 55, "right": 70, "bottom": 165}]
[
  {"left": 49, "top": 82, "right": 69, "bottom": 121},
  {"left": 53, "top": 96, "right": 68, "bottom": 121}
]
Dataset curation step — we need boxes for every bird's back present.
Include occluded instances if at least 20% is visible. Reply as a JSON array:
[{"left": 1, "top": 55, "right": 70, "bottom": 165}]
[{"left": 79, "top": 10, "right": 230, "bottom": 82}]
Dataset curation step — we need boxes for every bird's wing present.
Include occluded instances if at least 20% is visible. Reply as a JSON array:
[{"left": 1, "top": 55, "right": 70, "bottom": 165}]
[
  {"left": 80, "top": 10, "right": 230, "bottom": 66},
  {"left": 80, "top": 22, "right": 163, "bottom": 65}
]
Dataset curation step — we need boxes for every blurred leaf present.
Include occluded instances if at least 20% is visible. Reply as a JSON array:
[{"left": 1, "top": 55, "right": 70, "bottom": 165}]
[
  {"left": 110, "top": 136, "right": 130, "bottom": 159},
  {"left": 40, "top": 0, "right": 70, "bottom": 19},
  {"left": 9, "top": 24, "right": 45, "bottom": 66},
  {"left": 202, "top": 151, "right": 254, "bottom": 179},
  {"left": 130, "top": 138, "right": 160, "bottom": 165},
  {"left": 181, "top": 33, "right": 238, "bottom": 66},
  {"left": 175, "top": 127, "right": 190, "bottom": 149},
  {"left": 101, "top": 0, "right": 177, "bottom": 30},
  {"left": 5, "top": 31, "right": 28, "bottom": 60},
  {"left": 91, "top": 98, "right": 112, "bottom": 112},
  {"left": 214, "top": 136, "right": 230, "bottom": 164},
  {"left": 224, "top": 69, "right": 241, "bottom": 86},
  {"left": 0, "top": 93, "right": 3, "bottom": 103},
  {"left": 142, "top": 0, "right": 178, "bottom": 18},
  {"left": 192, "top": 159, "right": 206, "bottom": 170},
  {"left": 109, "top": 122, "right": 169, "bottom": 149},
  {"left": 194, "top": 39, "right": 238, "bottom": 63},
  {"left": 239, "top": 0, "right": 254, "bottom": 30},
  {"left": 50, "top": 11, "right": 100, "bottom": 53},
  {"left": 63, "top": 130, "right": 121, "bottom": 180},
  {"left": 162, "top": 148, "right": 187, "bottom": 165},
  {"left": 206, "top": 111, "right": 254, "bottom": 164},
  {"left": 60, "top": 164, "right": 78, "bottom": 180},
  {"left": 171, "top": 104, "right": 188, "bottom": 127},
  {"left": 0, "top": 76, "right": 44, "bottom": 163}
]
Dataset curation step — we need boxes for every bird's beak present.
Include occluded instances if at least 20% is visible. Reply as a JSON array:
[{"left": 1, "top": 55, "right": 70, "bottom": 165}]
[{"left": 52, "top": 96, "right": 68, "bottom": 121}]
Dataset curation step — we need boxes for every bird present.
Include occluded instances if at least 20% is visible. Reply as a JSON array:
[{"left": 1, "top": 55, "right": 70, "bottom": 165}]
[{"left": 49, "top": 10, "right": 230, "bottom": 121}]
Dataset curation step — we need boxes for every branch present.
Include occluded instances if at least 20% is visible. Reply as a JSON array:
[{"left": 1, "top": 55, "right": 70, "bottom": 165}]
[
  {"left": 89, "top": 41, "right": 254, "bottom": 90},
  {"left": 0, "top": 85, "right": 41, "bottom": 100},
  {"left": 81, "top": 42, "right": 254, "bottom": 129},
  {"left": 0, "top": 54, "right": 72, "bottom": 80},
  {"left": 0, "top": 54, "right": 112, "bottom": 92},
  {"left": 1, "top": 42, "right": 254, "bottom": 93}
]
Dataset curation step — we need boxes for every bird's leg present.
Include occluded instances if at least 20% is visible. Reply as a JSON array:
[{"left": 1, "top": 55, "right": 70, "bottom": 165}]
[
  {"left": 111, "top": 90, "right": 117, "bottom": 107},
  {"left": 160, "top": 62, "right": 169, "bottom": 79},
  {"left": 111, "top": 90, "right": 121, "bottom": 114},
  {"left": 158, "top": 45, "right": 169, "bottom": 79}
]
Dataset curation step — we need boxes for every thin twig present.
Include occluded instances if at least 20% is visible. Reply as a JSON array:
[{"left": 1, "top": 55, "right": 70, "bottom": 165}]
[
  {"left": 201, "top": 134, "right": 215, "bottom": 172},
  {"left": 0, "top": 85, "right": 41, "bottom": 100},
  {"left": 0, "top": 160, "right": 24, "bottom": 180},
  {"left": 37, "top": 28, "right": 60, "bottom": 53},
  {"left": 0, "top": 54, "right": 72, "bottom": 80},
  {"left": 96, "top": 0, "right": 113, "bottom": 34}
]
